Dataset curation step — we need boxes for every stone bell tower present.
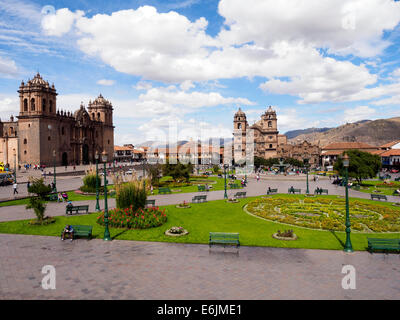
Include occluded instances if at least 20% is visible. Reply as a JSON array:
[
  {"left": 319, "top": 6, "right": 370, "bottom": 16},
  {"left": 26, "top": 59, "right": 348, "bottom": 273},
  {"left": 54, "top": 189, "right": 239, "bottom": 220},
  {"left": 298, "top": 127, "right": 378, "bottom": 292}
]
[{"left": 233, "top": 108, "right": 249, "bottom": 163}]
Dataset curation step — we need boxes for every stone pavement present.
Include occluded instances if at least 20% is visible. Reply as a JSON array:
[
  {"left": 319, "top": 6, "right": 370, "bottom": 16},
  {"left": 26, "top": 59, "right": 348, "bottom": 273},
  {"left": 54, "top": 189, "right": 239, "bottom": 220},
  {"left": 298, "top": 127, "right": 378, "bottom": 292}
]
[
  {"left": 1, "top": 177, "right": 399, "bottom": 222},
  {"left": 0, "top": 234, "right": 399, "bottom": 300}
]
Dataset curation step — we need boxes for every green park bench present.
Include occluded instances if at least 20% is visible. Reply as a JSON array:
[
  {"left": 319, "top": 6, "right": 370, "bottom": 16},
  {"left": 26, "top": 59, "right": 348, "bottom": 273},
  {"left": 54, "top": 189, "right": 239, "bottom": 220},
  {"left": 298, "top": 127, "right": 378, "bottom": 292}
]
[
  {"left": 234, "top": 191, "right": 247, "bottom": 198},
  {"left": 288, "top": 188, "right": 301, "bottom": 194},
  {"left": 48, "top": 193, "right": 58, "bottom": 201},
  {"left": 65, "top": 205, "right": 89, "bottom": 215},
  {"left": 158, "top": 187, "right": 172, "bottom": 194},
  {"left": 393, "top": 190, "right": 400, "bottom": 196},
  {"left": 370, "top": 194, "right": 387, "bottom": 201},
  {"left": 209, "top": 232, "right": 240, "bottom": 248},
  {"left": 367, "top": 238, "right": 400, "bottom": 253},
  {"left": 314, "top": 188, "right": 328, "bottom": 195},
  {"left": 395, "top": 177, "right": 400, "bottom": 182},
  {"left": 60, "top": 225, "right": 92, "bottom": 239},
  {"left": 267, "top": 188, "right": 278, "bottom": 195},
  {"left": 145, "top": 199, "right": 156, "bottom": 207},
  {"left": 229, "top": 183, "right": 240, "bottom": 189},
  {"left": 192, "top": 195, "right": 207, "bottom": 203},
  {"left": 197, "top": 185, "right": 207, "bottom": 192}
]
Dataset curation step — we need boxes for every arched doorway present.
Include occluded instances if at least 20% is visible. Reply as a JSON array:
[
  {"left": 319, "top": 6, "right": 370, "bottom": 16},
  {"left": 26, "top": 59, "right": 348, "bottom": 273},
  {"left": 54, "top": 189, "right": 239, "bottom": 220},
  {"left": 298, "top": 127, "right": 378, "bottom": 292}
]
[
  {"left": 62, "top": 152, "right": 68, "bottom": 166},
  {"left": 82, "top": 144, "right": 89, "bottom": 165}
]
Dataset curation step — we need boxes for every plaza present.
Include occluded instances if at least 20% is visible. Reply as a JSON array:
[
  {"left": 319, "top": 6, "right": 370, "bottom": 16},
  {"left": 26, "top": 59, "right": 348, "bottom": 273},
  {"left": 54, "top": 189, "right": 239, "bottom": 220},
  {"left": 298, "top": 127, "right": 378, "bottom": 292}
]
[{"left": 0, "top": 167, "right": 399, "bottom": 300}]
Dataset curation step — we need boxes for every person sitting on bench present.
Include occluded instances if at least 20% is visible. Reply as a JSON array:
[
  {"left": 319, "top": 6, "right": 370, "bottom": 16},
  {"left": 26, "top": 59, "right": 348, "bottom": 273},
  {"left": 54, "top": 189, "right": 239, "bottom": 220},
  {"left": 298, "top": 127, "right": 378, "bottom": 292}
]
[
  {"left": 62, "top": 192, "right": 68, "bottom": 201},
  {"left": 395, "top": 189, "right": 400, "bottom": 195},
  {"left": 58, "top": 192, "right": 63, "bottom": 202},
  {"left": 66, "top": 201, "right": 73, "bottom": 208},
  {"left": 61, "top": 225, "right": 74, "bottom": 241}
]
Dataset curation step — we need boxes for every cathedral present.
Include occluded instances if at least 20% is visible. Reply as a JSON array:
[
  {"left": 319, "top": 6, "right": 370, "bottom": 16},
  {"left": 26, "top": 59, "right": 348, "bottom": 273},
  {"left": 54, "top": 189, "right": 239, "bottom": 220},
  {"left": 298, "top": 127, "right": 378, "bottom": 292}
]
[
  {"left": 0, "top": 73, "right": 114, "bottom": 167},
  {"left": 233, "top": 106, "right": 287, "bottom": 161},
  {"left": 233, "top": 106, "right": 321, "bottom": 166}
]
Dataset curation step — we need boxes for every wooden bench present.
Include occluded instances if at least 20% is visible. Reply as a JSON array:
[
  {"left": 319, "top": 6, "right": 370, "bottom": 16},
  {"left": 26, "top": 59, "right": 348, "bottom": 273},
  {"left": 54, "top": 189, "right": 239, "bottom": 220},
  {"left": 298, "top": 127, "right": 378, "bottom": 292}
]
[
  {"left": 314, "top": 188, "right": 328, "bottom": 195},
  {"left": 65, "top": 205, "right": 89, "bottom": 215},
  {"left": 267, "top": 188, "right": 278, "bottom": 195},
  {"left": 367, "top": 238, "right": 400, "bottom": 253},
  {"left": 145, "top": 199, "right": 156, "bottom": 207},
  {"left": 60, "top": 225, "right": 93, "bottom": 239},
  {"left": 209, "top": 232, "right": 240, "bottom": 248},
  {"left": 158, "top": 187, "right": 172, "bottom": 194},
  {"left": 288, "top": 188, "right": 301, "bottom": 194},
  {"left": 370, "top": 194, "right": 387, "bottom": 201},
  {"left": 234, "top": 191, "right": 246, "bottom": 198},
  {"left": 192, "top": 195, "right": 207, "bottom": 203},
  {"left": 48, "top": 193, "right": 58, "bottom": 201}
]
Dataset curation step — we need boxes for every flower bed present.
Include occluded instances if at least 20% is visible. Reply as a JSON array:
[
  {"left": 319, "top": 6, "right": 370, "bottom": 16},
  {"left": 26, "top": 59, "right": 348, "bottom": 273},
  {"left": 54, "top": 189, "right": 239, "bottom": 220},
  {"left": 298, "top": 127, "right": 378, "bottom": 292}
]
[
  {"left": 246, "top": 197, "right": 400, "bottom": 233},
  {"left": 97, "top": 206, "right": 167, "bottom": 229},
  {"left": 165, "top": 226, "right": 189, "bottom": 237}
]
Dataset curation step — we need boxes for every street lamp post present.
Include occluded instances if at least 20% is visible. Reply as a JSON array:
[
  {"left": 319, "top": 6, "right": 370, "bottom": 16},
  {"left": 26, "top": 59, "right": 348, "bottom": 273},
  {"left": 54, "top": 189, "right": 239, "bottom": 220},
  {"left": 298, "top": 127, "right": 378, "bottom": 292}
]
[
  {"left": 102, "top": 151, "right": 111, "bottom": 241},
  {"left": 142, "top": 158, "right": 147, "bottom": 191},
  {"left": 13, "top": 150, "right": 17, "bottom": 183},
  {"left": 95, "top": 151, "right": 100, "bottom": 212},
  {"left": 343, "top": 153, "right": 353, "bottom": 252},
  {"left": 224, "top": 164, "right": 228, "bottom": 199},
  {"left": 53, "top": 150, "right": 57, "bottom": 193},
  {"left": 304, "top": 158, "right": 309, "bottom": 194}
]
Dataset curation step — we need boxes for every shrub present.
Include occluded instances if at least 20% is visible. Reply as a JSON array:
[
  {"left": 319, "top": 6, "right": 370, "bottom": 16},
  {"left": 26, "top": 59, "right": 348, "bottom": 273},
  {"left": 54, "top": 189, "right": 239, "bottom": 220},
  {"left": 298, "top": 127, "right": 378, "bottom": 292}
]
[
  {"left": 26, "top": 178, "right": 51, "bottom": 222},
  {"left": 116, "top": 180, "right": 147, "bottom": 210},
  {"left": 28, "top": 178, "right": 52, "bottom": 199},
  {"left": 81, "top": 173, "right": 100, "bottom": 193},
  {"left": 97, "top": 206, "right": 167, "bottom": 229}
]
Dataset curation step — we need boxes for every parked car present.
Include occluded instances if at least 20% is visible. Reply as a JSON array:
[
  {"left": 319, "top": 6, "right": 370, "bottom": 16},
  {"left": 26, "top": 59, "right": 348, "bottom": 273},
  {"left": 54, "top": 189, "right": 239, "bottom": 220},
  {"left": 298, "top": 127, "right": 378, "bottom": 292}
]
[{"left": 126, "top": 169, "right": 133, "bottom": 175}]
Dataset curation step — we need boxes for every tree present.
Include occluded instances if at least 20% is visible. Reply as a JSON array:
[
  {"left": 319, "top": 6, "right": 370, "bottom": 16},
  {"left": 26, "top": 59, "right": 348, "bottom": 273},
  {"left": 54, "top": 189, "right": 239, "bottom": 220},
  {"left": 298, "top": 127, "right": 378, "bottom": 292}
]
[
  {"left": 162, "top": 161, "right": 191, "bottom": 182},
  {"left": 148, "top": 163, "right": 162, "bottom": 186},
  {"left": 334, "top": 150, "right": 381, "bottom": 184},
  {"left": 26, "top": 178, "right": 52, "bottom": 222}
]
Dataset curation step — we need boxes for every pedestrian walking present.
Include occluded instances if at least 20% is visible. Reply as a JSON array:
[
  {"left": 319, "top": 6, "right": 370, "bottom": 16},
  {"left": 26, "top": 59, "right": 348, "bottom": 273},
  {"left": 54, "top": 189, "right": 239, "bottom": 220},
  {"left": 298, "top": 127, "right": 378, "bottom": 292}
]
[
  {"left": 13, "top": 182, "right": 18, "bottom": 195},
  {"left": 27, "top": 181, "right": 30, "bottom": 192}
]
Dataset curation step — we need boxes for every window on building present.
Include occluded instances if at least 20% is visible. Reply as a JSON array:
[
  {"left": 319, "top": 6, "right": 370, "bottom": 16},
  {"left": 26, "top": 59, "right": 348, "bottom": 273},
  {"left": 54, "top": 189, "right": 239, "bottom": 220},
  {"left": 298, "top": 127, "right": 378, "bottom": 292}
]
[
  {"left": 238, "top": 123, "right": 242, "bottom": 129},
  {"left": 9, "top": 127, "right": 13, "bottom": 135},
  {"left": 269, "top": 144, "right": 273, "bottom": 148},
  {"left": 268, "top": 121, "right": 272, "bottom": 128},
  {"left": 42, "top": 99, "right": 46, "bottom": 112},
  {"left": 24, "top": 99, "right": 28, "bottom": 112},
  {"left": 48, "top": 136, "right": 51, "bottom": 141},
  {"left": 61, "top": 127, "right": 65, "bottom": 135},
  {"left": 49, "top": 100, "right": 53, "bottom": 113},
  {"left": 24, "top": 150, "right": 27, "bottom": 155},
  {"left": 31, "top": 98, "right": 35, "bottom": 111},
  {"left": 24, "top": 139, "right": 27, "bottom": 144},
  {"left": 97, "top": 113, "right": 100, "bottom": 120}
]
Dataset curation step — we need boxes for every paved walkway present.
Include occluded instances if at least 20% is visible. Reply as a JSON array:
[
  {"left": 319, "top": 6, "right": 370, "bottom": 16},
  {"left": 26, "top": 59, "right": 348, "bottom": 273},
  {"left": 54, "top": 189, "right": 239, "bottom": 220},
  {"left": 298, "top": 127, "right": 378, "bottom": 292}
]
[
  {"left": 0, "top": 177, "right": 399, "bottom": 222},
  {"left": 0, "top": 234, "right": 399, "bottom": 299}
]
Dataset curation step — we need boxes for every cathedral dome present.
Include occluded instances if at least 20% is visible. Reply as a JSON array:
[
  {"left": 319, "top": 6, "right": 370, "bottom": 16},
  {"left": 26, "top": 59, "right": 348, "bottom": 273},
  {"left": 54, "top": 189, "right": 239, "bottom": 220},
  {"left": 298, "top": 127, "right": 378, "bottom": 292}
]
[
  {"left": 234, "top": 108, "right": 246, "bottom": 119},
  {"left": 28, "top": 73, "right": 48, "bottom": 86}
]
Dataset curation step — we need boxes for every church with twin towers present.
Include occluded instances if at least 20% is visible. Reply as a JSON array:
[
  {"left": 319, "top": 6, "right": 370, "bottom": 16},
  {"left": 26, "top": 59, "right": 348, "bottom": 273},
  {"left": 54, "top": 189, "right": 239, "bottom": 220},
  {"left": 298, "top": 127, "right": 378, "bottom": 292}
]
[{"left": 0, "top": 73, "right": 114, "bottom": 167}]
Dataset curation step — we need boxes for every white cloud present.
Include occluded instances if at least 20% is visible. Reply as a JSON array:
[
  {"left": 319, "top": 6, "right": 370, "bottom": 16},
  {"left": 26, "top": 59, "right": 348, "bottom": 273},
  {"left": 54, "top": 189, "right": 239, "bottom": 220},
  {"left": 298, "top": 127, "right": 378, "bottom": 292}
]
[
  {"left": 97, "top": 79, "right": 115, "bottom": 86},
  {"left": 0, "top": 56, "right": 18, "bottom": 77},
  {"left": 0, "top": 95, "right": 19, "bottom": 119},
  {"left": 218, "top": 0, "right": 400, "bottom": 57},
  {"left": 343, "top": 106, "right": 376, "bottom": 122},
  {"left": 41, "top": 8, "right": 84, "bottom": 36}
]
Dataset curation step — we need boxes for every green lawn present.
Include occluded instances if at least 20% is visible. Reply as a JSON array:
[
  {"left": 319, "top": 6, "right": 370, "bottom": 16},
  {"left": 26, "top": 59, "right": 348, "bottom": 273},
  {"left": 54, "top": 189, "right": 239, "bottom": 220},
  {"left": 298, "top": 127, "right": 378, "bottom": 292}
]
[
  {"left": 355, "top": 180, "right": 400, "bottom": 196},
  {"left": 0, "top": 194, "right": 398, "bottom": 251},
  {"left": 151, "top": 176, "right": 242, "bottom": 195}
]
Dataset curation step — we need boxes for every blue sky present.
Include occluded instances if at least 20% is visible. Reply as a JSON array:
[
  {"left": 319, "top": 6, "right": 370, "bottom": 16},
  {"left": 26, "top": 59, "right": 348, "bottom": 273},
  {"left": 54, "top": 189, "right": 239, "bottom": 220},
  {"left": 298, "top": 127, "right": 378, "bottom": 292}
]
[{"left": 1, "top": 0, "right": 400, "bottom": 145}]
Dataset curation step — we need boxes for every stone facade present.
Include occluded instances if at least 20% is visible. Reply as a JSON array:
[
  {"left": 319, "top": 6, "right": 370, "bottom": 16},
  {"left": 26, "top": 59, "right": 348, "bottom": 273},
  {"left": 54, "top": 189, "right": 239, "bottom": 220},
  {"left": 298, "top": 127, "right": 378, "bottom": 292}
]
[
  {"left": 233, "top": 106, "right": 321, "bottom": 166},
  {"left": 233, "top": 106, "right": 288, "bottom": 161},
  {"left": 0, "top": 73, "right": 114, "bottom": 167},
  {"left": 277, "top": 141, "right": 321, "bottom": 167}
]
